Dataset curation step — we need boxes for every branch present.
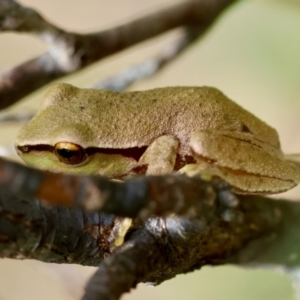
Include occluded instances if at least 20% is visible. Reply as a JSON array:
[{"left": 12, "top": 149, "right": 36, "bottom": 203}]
[
  {"left": 0, "top": 157, "right": 299, "bottom": 298},
  {"left": 0, "top": 157, "right": 299, "bottom": 261},
  {"left": 0, "top": 0, "right": 236, "bottom": 108},
  {"left": 0, "top": 159, "right": 299, "bottom": 299}
]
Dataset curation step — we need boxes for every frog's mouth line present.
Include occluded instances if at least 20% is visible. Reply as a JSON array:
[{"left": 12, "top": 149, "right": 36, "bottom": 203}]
[{"left": 16, "top": 144, "right": 149, "bottom": 161}]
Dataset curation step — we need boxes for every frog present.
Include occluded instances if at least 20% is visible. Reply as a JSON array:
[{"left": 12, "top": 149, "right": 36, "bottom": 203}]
[{"left": 15, "top": 83, "right": 300, "bottom": 195}]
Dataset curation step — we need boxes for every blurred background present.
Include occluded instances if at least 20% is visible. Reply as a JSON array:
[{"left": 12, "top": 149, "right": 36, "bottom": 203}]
[{"left": 0, "top": 0, "right": 300, "bottom": 299}]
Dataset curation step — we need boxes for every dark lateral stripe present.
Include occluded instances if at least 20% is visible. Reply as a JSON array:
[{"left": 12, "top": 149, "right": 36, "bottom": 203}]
[
  {"left": 86, "top": 146, "right": 148, "bottom": 161},
  {"left": 17, "top": 144, "right": 148, "bottom": 161}
]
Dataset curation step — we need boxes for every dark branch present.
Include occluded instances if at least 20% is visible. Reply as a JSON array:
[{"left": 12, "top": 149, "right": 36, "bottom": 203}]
[
  {"left": 0, "top": 0, "right": 236, "bottom": 108},
  {"left": 0, "top": 158, "right": 299, "bottom": 299}
]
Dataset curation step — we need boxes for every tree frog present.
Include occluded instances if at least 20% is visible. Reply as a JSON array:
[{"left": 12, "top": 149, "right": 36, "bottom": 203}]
[{"left": 15, "top": 83, "right": 300, "bottom": 194}]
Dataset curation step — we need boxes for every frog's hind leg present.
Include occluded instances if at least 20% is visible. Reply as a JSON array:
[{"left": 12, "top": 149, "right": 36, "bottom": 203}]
[{"left": 180, "top": 130, "right": 300, "bottom": 194}]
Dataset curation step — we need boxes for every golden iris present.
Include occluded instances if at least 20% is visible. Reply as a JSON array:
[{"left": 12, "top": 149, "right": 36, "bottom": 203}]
[{"left": 54, "top": 142, "right": 86, "bottom": 165}]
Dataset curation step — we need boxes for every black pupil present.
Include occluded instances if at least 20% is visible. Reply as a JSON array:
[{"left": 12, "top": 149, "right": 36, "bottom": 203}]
[
  {"left": 57, "top": 148, "right": 79, "bottom": 159},
  {"left": 55, "top": 147, "right": 84, "bottom": 164}
]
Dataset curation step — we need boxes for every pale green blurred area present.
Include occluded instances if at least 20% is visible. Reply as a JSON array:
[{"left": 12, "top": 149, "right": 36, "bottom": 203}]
[{"left": 0, "top": 0, "right": 300, "bottom": 299}]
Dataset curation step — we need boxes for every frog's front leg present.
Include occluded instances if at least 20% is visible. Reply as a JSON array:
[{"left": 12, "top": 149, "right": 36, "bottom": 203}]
[
  {"left": 180, "top": 130, "right": 300, "bottom": 194},
  {"left": 136, "top": 135, "right": 179, "bottom": 175}
]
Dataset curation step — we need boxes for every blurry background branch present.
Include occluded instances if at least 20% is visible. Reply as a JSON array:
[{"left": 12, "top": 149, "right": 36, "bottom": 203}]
[
  {"left": 0, "top": 0, "right": 236, "bottom": 108},
  {"left": 93, "top": 27, "right": 203, "bottom": 92}
]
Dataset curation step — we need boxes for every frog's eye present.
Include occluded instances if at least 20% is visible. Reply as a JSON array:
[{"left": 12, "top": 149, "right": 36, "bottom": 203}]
[{"left": 54, "top": 142, "right": 86, "bottom": 165}]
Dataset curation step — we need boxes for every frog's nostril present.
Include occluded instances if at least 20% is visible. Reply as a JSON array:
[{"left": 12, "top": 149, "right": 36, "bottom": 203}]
[{"left": 16, "top": 145, "right": 30, "bottom": 153}]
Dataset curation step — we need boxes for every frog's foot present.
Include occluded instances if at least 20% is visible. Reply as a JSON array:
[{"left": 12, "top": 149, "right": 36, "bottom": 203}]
[
  {"left": 178, "top": 162, "right": 223, "bottom": 181},
  {"left": 179, "top": 162, "right": 237, "bottom": 195},
  {"left": 137, "top": 135, "right": 179, "bottom": 175},
  {"left": 186, "top": 130, "right": 300, "bottom": 194}
]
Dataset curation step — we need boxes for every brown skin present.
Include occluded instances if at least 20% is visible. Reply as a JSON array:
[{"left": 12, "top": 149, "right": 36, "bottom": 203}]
[{"left": 15, "top": 83, "right": 300, "bottom": 194}]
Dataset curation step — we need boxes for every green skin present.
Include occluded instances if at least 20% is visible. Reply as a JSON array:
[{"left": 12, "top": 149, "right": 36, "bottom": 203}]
[{"left": 16, "top": 83, "right": 300, "bottom": 194}]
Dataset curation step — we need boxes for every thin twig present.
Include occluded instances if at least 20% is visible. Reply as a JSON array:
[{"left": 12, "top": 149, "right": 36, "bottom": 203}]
[{"left": 93, "top": 27, "right": 203, "bottom": 91}]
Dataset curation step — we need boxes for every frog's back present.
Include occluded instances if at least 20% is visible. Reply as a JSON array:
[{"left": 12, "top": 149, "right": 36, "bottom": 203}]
[{"left": 111, "top": 86, "right": 280, "bottom": 153}]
